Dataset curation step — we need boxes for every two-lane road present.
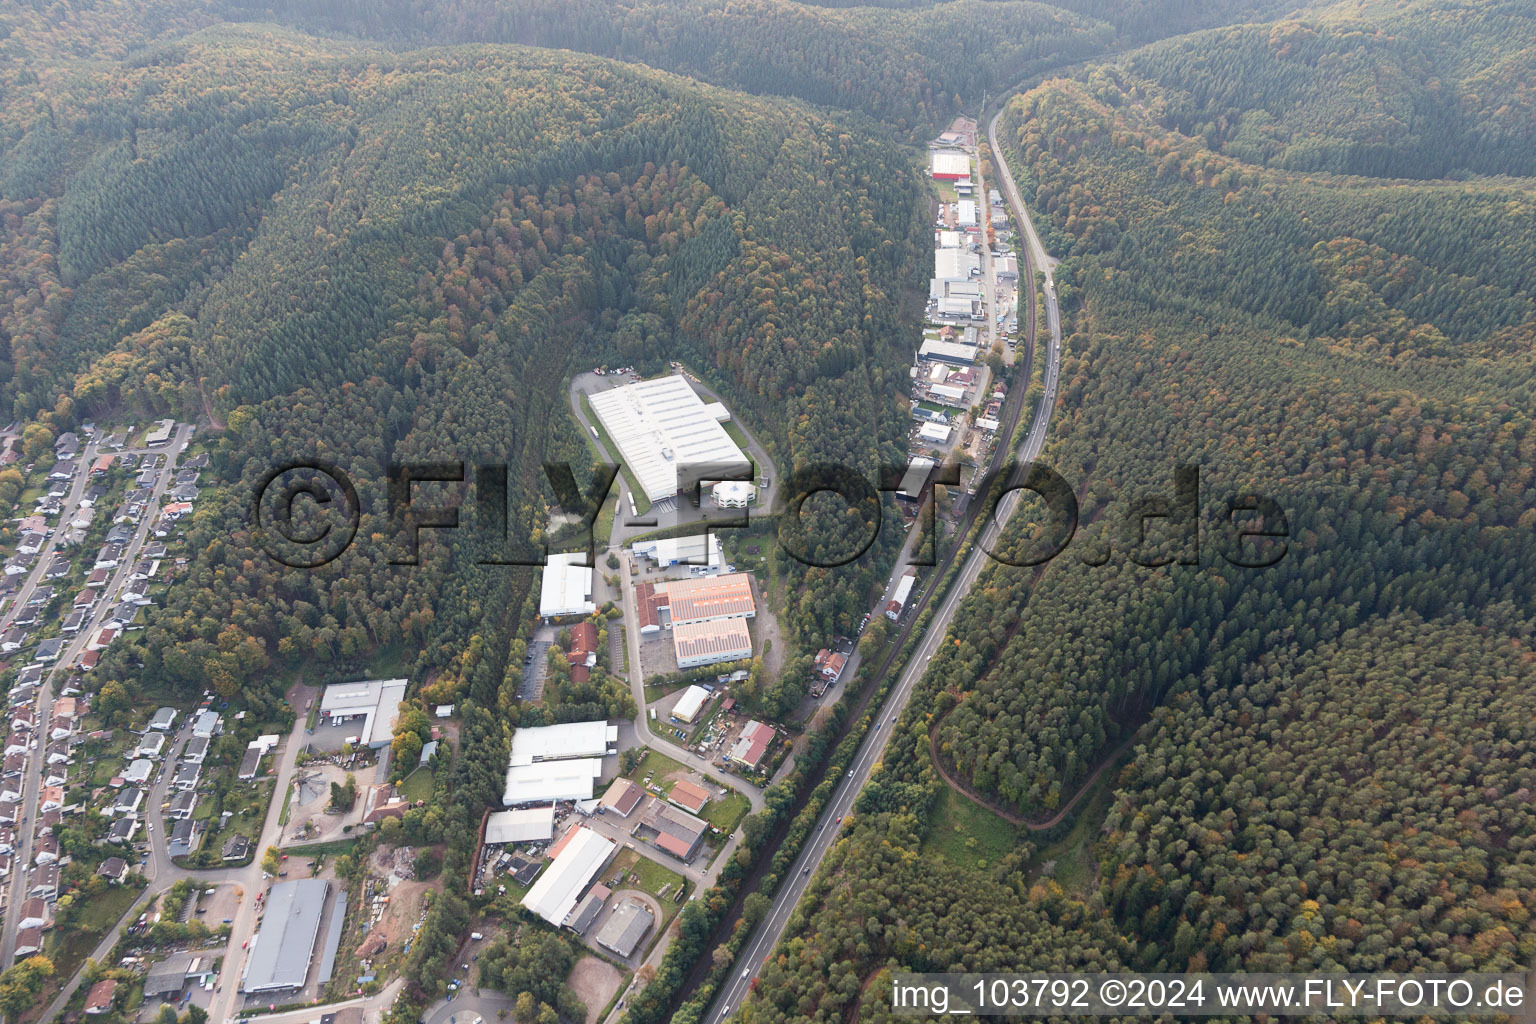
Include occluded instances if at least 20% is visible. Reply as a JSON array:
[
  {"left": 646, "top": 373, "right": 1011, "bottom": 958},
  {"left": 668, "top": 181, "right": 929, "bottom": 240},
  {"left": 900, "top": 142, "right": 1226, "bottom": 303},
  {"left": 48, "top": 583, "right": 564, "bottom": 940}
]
[{"left": 706, "top": 102, "right": 1065, "bottom": 1023}]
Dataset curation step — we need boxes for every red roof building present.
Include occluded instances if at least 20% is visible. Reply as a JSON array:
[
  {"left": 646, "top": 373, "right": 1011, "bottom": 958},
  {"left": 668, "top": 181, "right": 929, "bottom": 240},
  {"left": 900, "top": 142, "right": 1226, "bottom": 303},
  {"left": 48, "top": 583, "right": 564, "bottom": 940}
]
[{"left": 84, "top": 978, "right": 118, "bottom": 1014}]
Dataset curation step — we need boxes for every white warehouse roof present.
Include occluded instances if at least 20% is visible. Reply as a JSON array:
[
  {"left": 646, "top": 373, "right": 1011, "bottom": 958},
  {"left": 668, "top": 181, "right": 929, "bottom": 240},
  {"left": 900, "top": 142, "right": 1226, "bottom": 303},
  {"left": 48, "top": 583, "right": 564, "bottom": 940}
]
[
  {"left": 509, "top": 721, "right": 618, "bottom": 766},
  {"left": 504, "top": 759, "right": 604, "bottom": 805},
  {"left": 539, "top": 552, "right": 595, "bottom": 618},
  {"left": 520, "top": 826, "right": 615, "bottom": 926},
  {"left": 672, "top": 684, "right": 710, "bottom": 723},
  {"left": 934, "top": 248, "right": 979, "bottom": 282},
  {"left": 931, "top": 150, "right": 969, "bottom": 177},
  {"left": 586, "top": 375, "right": 750, "bottom": 505},
  {"left": 317, "top": 679, "right": 407, "bottom": 748},
  {"left": 485, "top": 806, "right": 555, "bottom": 844},
  {"left": 918, "top": 422, "right": 952, "bottom": 444}
]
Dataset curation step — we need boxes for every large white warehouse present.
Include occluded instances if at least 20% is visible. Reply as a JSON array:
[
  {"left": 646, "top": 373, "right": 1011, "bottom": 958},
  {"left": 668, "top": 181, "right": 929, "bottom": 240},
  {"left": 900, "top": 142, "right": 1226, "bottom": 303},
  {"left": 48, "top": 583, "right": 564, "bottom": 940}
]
[
  {"left": 520, "top": 826, "right": 615, "bottom": 927},
  {"left": 587, "top": 375, "right": 751, "bottom": 505},
  {"left": 540, "top": 552, "right": 595, "bottom": 619}
]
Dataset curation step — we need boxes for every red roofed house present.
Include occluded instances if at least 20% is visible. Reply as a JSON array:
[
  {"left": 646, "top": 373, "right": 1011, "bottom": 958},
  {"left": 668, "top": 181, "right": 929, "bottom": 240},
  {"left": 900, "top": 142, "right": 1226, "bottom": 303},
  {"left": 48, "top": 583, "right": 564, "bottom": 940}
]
[{"left": 84, "top": 978, "right": 118, "bottom": 1015}]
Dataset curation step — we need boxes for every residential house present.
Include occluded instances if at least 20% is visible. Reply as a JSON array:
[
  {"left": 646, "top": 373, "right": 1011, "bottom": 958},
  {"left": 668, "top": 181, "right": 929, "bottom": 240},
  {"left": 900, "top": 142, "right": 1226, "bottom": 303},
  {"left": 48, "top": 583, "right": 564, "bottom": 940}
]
[
  {"left": 83, "top": 979, "right": 118, "bottom": 1015},
  {"left": 0, "top": 630, "right": 27, "bottom": 653},
  {"left": 123, "top": 759, "right": 153, "bottom": 786},
  {"left": 191, "top": 711, "right": 221, "bottom": 739},
  {"left": 167, "top": 819, "right": 201, "bottom": 858},
  {"left": 15, "top": 532, "right": 45, "bottom": 556},
  {"left": 112, "top": 788, "right": 144, "bottom": 818},
  {"left": 39, "top": 786, "right": 63, "bottom": 812},
  {"left": 137, "top": 732, "right": 166, "bottom": 758},
  {"left": 149, "top": 707, "right": 177, "bottom": 731},
  {"left": 172, "top": 762, "right": 200, "bottom": 792},
  {"left": 42, "top": 556, "right": 69, "bottom": 580},
  {"left": 35, "top": 637, "right": 63, "bottom": 662},
  {"left": 61, "top": 610, "right": 88, "bottom": 634},
  {"left": 97, "top": 856, "right": 129, "bottom": 883},
  {"left": 107, "top": 818, "right": 137, "bottom": 844},
  {"left": 181, "top": 736, "right": 209, "bottom": 764},
  {"left": 85, "top": 567, "right": 110, "bottom": 588},
  {"left": 166, "top": 791, "right": 197, "bottom": 820},
  {"left": 13, "top": 928, "right": 43, "bottom": 957},
  {"left": 55, "top": 432, "right": 80, "bottom": 459},
  {"left": 94, "top": 541, "right": 124, "bottom": 569},
  {"left": 33, "top": 834, "right": 59, "bottom": 864},
  {"left": 17, "top": 898, "right": 49, "bottom": 930}
]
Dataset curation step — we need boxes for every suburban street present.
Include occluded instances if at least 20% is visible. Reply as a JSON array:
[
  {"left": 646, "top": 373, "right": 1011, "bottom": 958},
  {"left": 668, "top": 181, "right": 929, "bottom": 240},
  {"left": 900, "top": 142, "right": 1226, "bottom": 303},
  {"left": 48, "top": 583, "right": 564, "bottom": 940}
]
[
  {"left": 32, "top": 678, "right": 315, "bottom": 1020},
  {"left": 0, "top": 422, "right": 193, "bottom": 968},
  {"left": 704, "top": 102, "right": 1065, "bottom": 1023}
]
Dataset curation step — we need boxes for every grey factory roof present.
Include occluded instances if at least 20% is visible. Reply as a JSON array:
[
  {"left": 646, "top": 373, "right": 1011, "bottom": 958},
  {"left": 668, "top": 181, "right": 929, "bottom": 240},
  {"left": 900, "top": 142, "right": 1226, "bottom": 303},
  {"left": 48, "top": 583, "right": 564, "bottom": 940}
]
[
  {"left": 595, "top": 900, "right": 655, "bottom": 957},
  {"left": 241, "top": 878, "right": 329, "bottom": 992}
]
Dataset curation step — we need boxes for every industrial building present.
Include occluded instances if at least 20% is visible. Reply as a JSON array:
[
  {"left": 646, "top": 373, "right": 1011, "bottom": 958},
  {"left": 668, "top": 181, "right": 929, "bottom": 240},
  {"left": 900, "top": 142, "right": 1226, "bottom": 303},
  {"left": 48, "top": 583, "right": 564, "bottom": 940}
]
[
  {"left": 595, "top": 900, "right": 655, "bottom": 958},
  {"left": 934, "top": 247, "right": 980, "bottom": 281},
  {"left": 918, "top": 422, "right": 952, "bottom": 445},
  {"left": 509, "top": 721, "right": 618, "bottom": 765},
  {"left": 730, "top": 720, "right": 775, "bottom": 770},
  {"left": 631, "top": 533, "right": 723, "bottom": 574},
  {"left": 668, "top": 778, "right": 711, "bottom": 815},
  {"left": 503, "top": 760, "right": 605, "bottom": 805},
  {"left": 520, "top": 826, "right": 616, "bottom": 927},
  {"left": 930, "top": 150, "right": 969, "bottom": 179},
  {"left": 317, "top": 678, "right": 407, "bottom": 748},
  {"left": 635, "top": 582, "right": 671, "bottom": 634},
  {"left": 241, "top": 878, "right": 330, "bottom": 992},
  {"left": 565, "top": 884, "right": 610, "bottom": 933},
  {"left": 503, "top": 721, "right": 618, "bottom": 806},
  {"left": 664, "top": 572, "right": 756, "bottom": 624},
  {"left": 640, "top": 802, "right": 709, "bottom": 861},
  {"left": 485, "top": 806, "right": 556, "bottom": 845},
  {"left": 672, "top": 618, "right": 753, "bottom": 669},
  {"left": 586, "top": 375, "right": 751, "bottom": 505},
  {"left": 712, "top": 480, "right": 756, "bottom": 508},
  {"left": 539, "top": 552, "right": 596, "bottom": 619},
  {"left": 599, "top": 777, "right": 644, "bottom": 816},
  {"left": 670, "top": 684, "right": 711, "bottom": 723},
  {"left": 918, "top": 338, "right": 978, "bottom": 364}
]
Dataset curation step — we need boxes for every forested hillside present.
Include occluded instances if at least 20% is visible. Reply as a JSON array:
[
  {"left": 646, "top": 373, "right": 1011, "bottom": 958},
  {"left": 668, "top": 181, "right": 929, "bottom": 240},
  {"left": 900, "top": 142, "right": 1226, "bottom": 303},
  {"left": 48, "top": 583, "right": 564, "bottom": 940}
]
[
  {"left": 1124, "top": 0, "right": 1536, "bottom": 178},
  {"left": 741, "top": 1, "right": 1536, "bottom": 1016},
  {"left": 1, "top": 26, "right": 931, "bottom": 718}
]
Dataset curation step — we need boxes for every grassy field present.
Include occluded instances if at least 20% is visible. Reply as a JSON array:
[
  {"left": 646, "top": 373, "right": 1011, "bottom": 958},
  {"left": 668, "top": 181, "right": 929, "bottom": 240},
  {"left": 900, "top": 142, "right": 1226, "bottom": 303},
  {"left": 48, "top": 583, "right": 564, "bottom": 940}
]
[
  {"left": 627, "top": 749, "right": 687, "bottom": 789},
  {"left": 643, "top": 679, "right": 688, "bottom": 704},
  {"left": 608, "top": 849, "right": 688, "bottom": 904},
  {"left": 45, "top": 883, "right": 144, "bottom": 983},
  {"left": 399, "top": 767, "right": 434, "bottom": 802},
  {"left": 921, "top": 785, "right": 1017, "bottom": 870},
  {"left": 697, "top": 790, "right": 750, "bottom": 834}
]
